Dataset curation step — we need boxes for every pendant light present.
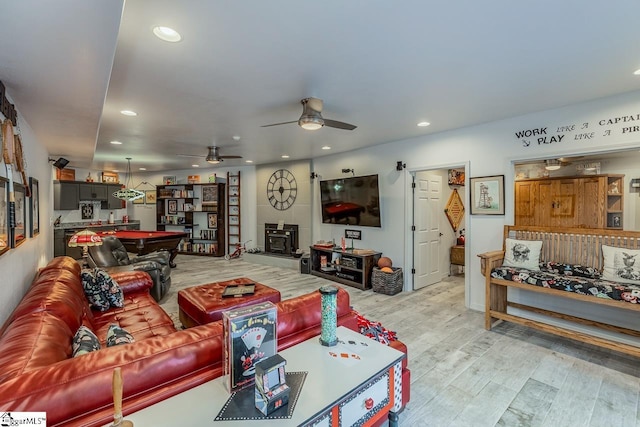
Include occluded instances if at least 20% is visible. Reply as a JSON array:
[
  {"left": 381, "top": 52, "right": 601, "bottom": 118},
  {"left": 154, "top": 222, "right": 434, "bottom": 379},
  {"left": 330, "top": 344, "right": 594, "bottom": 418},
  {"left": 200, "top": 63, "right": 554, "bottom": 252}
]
[{"left": 113, "top": 157, "right": 145, "bottom": 201}]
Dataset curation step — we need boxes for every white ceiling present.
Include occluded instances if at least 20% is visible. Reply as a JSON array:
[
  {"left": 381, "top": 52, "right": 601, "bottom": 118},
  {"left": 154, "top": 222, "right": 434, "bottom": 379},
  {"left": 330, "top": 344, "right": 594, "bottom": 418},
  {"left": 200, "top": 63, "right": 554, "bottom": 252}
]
[{"left": 1, "top": 0, "right": 640, "bottom": 173}]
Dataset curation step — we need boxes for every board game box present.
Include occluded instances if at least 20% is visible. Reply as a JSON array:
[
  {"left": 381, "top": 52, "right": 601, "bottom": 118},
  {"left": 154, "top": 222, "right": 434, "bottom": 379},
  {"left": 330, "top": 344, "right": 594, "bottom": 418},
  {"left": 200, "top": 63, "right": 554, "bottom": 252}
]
[{"left": 223, "top": 301, "right": 278, "bottom": 392}]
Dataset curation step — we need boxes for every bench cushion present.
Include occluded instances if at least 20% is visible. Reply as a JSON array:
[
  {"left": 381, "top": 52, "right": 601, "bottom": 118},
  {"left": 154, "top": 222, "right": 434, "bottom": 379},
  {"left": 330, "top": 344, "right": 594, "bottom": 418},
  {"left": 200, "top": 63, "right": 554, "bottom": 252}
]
[{"left": 491, "top": 266, "right": 640, "bottom": 304}]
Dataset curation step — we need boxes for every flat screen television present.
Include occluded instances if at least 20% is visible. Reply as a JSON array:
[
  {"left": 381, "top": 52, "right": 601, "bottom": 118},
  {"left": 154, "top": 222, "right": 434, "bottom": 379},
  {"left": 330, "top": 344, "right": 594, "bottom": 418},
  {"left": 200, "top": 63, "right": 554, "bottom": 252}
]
[{"left": 319, "top": 174, "right": 381, "bottom": 227}]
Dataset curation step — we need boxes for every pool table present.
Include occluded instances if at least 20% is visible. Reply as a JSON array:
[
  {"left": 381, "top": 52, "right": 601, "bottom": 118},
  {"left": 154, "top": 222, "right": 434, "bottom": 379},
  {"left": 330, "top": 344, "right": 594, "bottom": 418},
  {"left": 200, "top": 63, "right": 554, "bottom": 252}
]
[
  {"left": 322, "top": 201, "right": 365, "bottom": 225},
  {"left": 99, "top": 230, "right": 189, "bottom": 268}
]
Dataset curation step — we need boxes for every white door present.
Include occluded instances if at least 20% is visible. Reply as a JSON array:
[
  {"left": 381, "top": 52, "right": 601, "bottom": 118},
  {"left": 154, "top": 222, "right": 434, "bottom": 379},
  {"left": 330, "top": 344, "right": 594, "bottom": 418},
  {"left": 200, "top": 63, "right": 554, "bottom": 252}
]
[{"left": 413, "top": 171, "right": 443, "bottom": 290}]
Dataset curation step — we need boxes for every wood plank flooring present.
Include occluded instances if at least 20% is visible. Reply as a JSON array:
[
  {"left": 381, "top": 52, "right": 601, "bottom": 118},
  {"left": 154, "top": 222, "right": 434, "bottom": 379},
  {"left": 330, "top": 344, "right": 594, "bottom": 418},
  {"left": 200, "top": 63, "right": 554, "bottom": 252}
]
[{"left": 161, "top": 255, "right": 640, "bottom": 427}]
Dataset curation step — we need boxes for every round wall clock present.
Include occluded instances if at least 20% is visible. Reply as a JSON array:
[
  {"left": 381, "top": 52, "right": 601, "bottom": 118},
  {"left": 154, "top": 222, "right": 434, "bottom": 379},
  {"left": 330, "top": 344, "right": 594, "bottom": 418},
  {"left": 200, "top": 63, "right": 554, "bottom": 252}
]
[{"left": 267, "top": 169, "right": 297, "bottom": 210}]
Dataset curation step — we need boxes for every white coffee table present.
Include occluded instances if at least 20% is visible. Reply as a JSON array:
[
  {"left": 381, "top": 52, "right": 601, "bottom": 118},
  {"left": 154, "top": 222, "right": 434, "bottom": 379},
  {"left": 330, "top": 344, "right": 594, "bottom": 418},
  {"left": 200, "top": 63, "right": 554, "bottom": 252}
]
[{"left": 119, "top": 326, "right": 405, "bottom": 426}]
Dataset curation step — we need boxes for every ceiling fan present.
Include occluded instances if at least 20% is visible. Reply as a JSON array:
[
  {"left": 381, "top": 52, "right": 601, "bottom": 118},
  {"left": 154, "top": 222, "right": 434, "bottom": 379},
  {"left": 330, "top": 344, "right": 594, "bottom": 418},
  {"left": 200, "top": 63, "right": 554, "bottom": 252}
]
[
  {"left": 178, "top": 146, "right": 242, "bottom": 164},
  {"left": 262, "top": 97, "right": 357, "bottom": 131}
]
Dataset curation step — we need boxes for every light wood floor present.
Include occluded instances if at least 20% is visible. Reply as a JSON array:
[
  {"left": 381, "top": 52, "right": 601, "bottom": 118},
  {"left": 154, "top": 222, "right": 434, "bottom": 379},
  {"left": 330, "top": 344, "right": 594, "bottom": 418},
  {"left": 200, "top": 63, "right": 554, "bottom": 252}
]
[{"left": 161, "top": 255, "right": 640, "bottom": 427}]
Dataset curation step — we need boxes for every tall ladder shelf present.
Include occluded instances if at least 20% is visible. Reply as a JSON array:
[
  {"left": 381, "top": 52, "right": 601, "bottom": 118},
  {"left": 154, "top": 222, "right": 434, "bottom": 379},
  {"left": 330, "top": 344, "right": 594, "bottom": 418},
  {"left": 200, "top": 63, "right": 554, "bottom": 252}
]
[{"left": 227, "top": 171, "right": 241, "bottom": 254}]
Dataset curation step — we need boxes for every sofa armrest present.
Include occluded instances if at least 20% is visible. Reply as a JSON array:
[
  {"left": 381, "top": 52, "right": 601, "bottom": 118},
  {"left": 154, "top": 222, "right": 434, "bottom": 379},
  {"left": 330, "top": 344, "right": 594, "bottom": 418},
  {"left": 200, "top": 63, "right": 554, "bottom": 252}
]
[
  {"left": 0, "top": 322, "right": 225, "bottom": 427},
  {"left": 131, "top": 251, "right": 170, "bottom": 266},
  {"left": 477, "top": 250, "right": 504, "bottom": 277},
  {"left": 104, "top": 267, "right": 153, "bottom": 294}
]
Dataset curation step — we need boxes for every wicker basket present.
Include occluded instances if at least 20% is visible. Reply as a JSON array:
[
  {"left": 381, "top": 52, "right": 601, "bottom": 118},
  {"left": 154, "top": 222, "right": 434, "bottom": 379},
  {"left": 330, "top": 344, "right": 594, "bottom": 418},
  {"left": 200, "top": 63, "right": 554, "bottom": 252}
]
[{"left": 371, "top": 267, "right": 403, "bottom": 295}]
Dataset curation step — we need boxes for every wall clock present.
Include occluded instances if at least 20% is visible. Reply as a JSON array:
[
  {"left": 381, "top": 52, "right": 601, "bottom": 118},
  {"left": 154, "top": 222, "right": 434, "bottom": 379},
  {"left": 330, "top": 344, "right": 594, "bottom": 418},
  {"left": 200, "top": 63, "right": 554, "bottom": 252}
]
[{"left": 267, "top": 169, "right": 297, "bottom": 210}]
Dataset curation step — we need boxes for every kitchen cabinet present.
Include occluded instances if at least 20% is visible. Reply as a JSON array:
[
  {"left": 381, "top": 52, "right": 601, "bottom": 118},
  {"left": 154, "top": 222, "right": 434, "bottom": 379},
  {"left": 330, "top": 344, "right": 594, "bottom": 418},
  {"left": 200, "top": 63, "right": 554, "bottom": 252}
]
[
  {"left": 54, "top": 181, "right": 125, "bottom": 210},
  {"left": 78, "top": 183, "right": 108, "bottom": 200},
  {"left": 514, "top": 174, "right": 623, "bottom": 229},
  {"left": 53, "top": 181, "right": 79, "bottom": 210}
]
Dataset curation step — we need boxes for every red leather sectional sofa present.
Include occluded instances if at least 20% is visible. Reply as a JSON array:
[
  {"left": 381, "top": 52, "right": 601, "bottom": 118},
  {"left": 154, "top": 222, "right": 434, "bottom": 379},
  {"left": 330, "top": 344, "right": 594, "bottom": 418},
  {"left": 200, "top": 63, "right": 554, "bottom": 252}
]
[{"left": 0, "top": 256, "right": 410, "bottom": 426}]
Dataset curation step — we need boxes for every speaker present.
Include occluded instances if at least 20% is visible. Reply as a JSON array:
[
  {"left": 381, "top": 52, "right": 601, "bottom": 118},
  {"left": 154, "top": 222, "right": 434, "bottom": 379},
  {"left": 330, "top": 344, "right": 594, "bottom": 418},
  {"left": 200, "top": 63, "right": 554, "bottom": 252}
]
[{"left": 300, "top": 255, "right": 310, "bottom": 274}]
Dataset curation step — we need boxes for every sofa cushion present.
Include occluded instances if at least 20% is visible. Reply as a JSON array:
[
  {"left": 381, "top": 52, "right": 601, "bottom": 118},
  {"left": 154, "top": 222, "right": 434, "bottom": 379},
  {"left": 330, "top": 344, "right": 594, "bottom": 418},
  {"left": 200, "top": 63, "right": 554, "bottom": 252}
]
[
  {"left": 491, "top": 266, "right": 640, "bottom": 303},
  {"left": 502, "top": 238, "right": 542, "bottom": 271},
  {"left": 72, "top": 325, "right": 101, "bottom": 357},
  {"left": 82, "top": 269, "right": 110, "bottom": 311},
  {"left": 276, "top": 288, "right": 353, "bottom": 342},
  {"left": 539, "top": 262, "right": 601, "bottom": 279},
  {"left": 602, "top": 245, "right": 640, "bottom": 285},
  {"left": 106, "top": 324, "right": 135, "bottom": 347},
  {"left": 0, "top": 313, "right": 73, "bottom": 382}
]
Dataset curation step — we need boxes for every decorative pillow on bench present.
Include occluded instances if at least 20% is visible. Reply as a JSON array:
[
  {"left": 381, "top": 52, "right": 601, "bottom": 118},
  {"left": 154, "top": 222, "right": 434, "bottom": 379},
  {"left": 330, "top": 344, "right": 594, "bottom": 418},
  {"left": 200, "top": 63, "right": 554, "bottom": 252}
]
[
  {"left": 602, "top": 245, "right": 640, "bottom": 285},
  {"left": 502, "top": 238, "right": 542, "bottom": 271}
]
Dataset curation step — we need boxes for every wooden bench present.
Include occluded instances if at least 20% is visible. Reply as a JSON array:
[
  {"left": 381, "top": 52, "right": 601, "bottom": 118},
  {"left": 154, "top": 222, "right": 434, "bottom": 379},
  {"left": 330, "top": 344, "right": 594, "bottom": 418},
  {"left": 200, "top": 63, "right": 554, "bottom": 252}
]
[{"left": 478, "top": 225, "right": 640, "bottom": 357}]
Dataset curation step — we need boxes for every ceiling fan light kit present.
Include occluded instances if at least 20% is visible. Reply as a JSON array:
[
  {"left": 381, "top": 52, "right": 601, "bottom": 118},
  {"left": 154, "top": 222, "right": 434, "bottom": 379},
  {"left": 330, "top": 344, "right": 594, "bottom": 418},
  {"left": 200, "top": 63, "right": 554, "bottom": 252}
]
[
  {"left": 262, "top": 97, "right": 357, "bottom": 131},
  {"left": 545, "top": 159, "right": 562, "bottom": 171}
]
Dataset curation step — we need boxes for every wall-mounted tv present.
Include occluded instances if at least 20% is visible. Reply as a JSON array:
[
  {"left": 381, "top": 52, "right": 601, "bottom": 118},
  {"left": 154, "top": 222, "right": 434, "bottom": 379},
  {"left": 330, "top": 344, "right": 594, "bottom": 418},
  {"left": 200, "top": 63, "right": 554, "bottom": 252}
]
[{"left": 319, "top": 174, "right": 381, "bottom": 227}]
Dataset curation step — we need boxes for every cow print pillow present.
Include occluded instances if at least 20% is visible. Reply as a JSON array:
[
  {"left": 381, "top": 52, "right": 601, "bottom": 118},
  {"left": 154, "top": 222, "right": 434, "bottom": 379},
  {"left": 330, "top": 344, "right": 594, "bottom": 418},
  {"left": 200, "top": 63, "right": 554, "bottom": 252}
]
[{"left": 502, "top": 238, "right": 543, "bottom": 271}]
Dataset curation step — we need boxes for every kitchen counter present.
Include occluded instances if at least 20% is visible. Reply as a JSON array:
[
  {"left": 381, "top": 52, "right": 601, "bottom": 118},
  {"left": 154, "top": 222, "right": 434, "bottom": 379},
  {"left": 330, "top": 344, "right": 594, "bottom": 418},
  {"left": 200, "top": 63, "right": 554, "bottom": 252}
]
[
  {"left": 53, "top": 221, "right": 141, "bottom": 258},
  {"left": 54, "top": 220, "right": 140, "bottom": 230}
]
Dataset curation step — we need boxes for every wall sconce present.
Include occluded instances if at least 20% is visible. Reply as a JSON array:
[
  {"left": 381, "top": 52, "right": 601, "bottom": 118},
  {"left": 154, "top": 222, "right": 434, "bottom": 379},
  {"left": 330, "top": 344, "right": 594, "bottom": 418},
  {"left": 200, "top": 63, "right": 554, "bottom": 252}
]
[
  {"left": 396, "top": 161, "right": 406, "bottom": 171},
  {"left": 49, "top": 157, "right": 69, "bottom": 169},
  {"left": 341, "top": 168, "right": 354, "bottom": 176}
]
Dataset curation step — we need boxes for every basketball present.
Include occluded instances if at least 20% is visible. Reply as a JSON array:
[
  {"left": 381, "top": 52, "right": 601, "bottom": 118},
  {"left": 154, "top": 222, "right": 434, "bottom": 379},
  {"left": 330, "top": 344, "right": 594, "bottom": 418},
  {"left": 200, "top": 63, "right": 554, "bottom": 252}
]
[
  {"left": 380, "top": 267, "right": 393, "bottom": 273},
  {"left": 378, "top": 257, "right": 392, "bottom": 268}
]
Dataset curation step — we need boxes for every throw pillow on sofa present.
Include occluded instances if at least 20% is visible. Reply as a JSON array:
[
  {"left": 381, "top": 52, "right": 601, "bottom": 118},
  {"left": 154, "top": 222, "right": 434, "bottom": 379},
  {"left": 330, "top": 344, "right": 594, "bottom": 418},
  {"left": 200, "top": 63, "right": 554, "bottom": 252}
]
[
  {"left": 81, "top": 269, "right": 110, "bottom": 311},
  {"left": 502, "top": 238, "right": 542, "bottom": 271},
  {"left": 95, "top": 269, "right": 125, "bottom": 308},
  {"left": 602, "top": 245, "right": 640, "bottom": 285},
  {"left": 72, "top": 325, "right": 101, "bottom": 357},
  {"left": 106, "top": 324, "right": 135, "bottom": 347}
]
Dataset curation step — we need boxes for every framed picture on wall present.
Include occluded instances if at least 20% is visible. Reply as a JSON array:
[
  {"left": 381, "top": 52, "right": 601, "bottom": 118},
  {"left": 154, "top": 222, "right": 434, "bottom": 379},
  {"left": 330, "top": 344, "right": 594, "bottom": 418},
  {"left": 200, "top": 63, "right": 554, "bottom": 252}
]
[
  {"left": 145, "top": 190, "right": 157, "bottom": 204},
  {"left": 202, "top": 185, "right": 218, "bottom": 206},
  {"left": 470, "top": 175, "right": 504, "bottom": 215},
  {"left": 0, "top": 177, "right": 9, "bottom": 256},
  {"left": 207, "top": 213, "right": 218, "bottom": 229},
  {"left": 448, "top": 169, "right": 465, "bottom": 186},
  {"left": 167, "top": 199, "right": 178, "bottom": 214},
  {"left": 29, "top": 177, "right": 39, "bottom": 237},
  {"left": 13, "top": 183, "right": 27, "bottom": 247}
]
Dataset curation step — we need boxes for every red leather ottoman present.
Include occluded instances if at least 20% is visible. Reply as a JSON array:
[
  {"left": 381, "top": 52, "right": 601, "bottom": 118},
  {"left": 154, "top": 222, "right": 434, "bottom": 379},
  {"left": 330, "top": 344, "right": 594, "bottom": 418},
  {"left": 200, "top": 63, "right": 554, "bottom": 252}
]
[{"left": 178, "top": 277, "right": 281, "bottom": 328}]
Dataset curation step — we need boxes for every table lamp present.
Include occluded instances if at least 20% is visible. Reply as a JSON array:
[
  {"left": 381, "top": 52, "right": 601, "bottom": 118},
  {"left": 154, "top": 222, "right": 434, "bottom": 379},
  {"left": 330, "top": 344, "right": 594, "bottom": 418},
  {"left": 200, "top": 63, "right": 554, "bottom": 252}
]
[{"left": 68, "top": 229, "right": 103, "bottom": 267}]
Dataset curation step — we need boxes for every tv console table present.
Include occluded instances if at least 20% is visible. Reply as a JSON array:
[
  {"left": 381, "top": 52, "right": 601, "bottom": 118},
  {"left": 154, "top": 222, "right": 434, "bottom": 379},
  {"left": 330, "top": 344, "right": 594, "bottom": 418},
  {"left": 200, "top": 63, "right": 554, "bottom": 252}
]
[
  {"left": 118, "top": 327, "right": 404, "bottom": 426},
  {"left": 309, "top": 246, "right": 382, "bottom": 290}
]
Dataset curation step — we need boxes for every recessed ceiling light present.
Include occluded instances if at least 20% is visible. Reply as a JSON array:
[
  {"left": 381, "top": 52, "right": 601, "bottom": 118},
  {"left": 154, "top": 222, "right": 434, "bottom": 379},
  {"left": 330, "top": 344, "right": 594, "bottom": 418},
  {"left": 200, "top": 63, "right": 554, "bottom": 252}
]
[
  {"left": 232, "top": 135, "right": 241, "bottom": 141},
  {"left": 417, "top": 121, "right": 430, "bottom": 127},
  {"left": 245, "top": 160, "right": 253, "bottom": 163},
  {"left": 634, "top": 69, "right": 640, "bottom": 75},
  {"left": 152, "top": 26, "right": 182, "bottom": 42},
  {"left": 120, "top": 110, "right": 137, "bottom": 116},
  {"left": 192, "top": 164, "right": 199, "bottom": 167},
  {"left": 281, "top": 155, "right": 290, "bottom": 159},
  {"left": 139, "top": 167, "right": 146, "bottom": 171},
  {"left": 322, "top": 146, "right": 331, "bottom": 150},
  {"left": 110, "top": 140, "right": 123, "bottom": 145}
]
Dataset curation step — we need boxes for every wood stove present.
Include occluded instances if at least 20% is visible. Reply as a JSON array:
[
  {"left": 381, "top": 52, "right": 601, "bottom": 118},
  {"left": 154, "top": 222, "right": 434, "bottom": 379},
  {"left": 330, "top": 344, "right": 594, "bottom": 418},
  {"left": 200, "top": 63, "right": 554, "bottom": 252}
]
[{"left": 264, "top": 223, "right": 299, "bottom": 256}]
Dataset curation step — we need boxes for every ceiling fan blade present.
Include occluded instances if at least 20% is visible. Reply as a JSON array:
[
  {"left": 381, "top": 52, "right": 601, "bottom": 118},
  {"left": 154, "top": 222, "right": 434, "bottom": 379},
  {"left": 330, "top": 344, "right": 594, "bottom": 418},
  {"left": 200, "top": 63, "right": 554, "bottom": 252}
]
[
  {"left": 323, "top": 119, "right": 357, "bottom": 130},
  {"left": 261, "top": 120, "right": 298, "bottom": 128},
  {"left": 177, "top": 153, "right": 205, "bottom": 158},
  {"left": 220, "top": 155, "right": 242, "bottom": 159}
]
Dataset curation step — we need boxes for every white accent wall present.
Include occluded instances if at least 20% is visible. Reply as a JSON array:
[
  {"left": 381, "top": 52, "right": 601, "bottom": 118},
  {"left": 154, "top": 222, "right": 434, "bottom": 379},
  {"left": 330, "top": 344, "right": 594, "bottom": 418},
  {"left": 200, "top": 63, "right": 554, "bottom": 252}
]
[{"left": 2, "top": 88, "right": 640, "bottom": 336}]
